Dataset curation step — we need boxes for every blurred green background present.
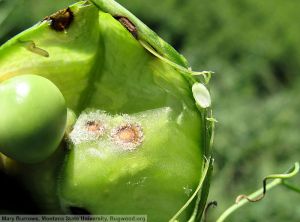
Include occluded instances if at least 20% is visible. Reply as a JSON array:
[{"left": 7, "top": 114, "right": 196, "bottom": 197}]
[{"left": 0, "top": 0, "right": 299, "bottom": 221}]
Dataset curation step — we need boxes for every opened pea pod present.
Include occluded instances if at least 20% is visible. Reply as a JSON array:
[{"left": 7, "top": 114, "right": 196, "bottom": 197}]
[{"left": 0, "top": 0, "right": 214, "bottom": 221}]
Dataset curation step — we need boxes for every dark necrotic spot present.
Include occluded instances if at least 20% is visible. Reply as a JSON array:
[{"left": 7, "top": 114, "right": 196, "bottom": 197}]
[
  {"left": 45, "top": 8, "right": 74, "bottom": 31},
  {"left": 114, "top": 16, "right": 138, "bottom": 39},
  {"left": 69, "top": 206, "right": 91, "bottom": 215},
  {"left": 85, "top": 120, "right": 103, "bottom": 132}
]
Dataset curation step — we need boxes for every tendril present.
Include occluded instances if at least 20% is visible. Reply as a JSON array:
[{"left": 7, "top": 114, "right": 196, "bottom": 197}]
[
  {"left": 236, "top": 162, "right": 299, "bottom": 203},
  {"left": 216, "top": 162, "right": 299, "bottom": 222}
]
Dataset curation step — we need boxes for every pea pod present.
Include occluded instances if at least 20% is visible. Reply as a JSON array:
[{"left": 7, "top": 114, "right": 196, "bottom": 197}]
[{"left": 0, "top": 0, "right": 214, "bottom": 221}]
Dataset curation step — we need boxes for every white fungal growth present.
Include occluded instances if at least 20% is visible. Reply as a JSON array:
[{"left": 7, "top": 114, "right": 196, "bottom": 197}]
[
  {"left": 69, "top": 109, "right": 145, "bottom": 150},
  {"left": 110, "top": 122, "right": 144, "bottom": 150},
  {"left": 69, "top": 110, "right": 109, "bottom": 145}
]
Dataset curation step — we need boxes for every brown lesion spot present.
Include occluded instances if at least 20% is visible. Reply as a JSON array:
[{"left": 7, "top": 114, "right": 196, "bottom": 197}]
[
  {"left": 44, "top": 8, "right": 74, "bottom": 31},
  {"left": 117, "top": 126, "right": 138, "bottom": 143},
  {"left": 114, "top": 16, "right": 138, "bottom": 39},
  {"left": 85, "top": 120, "right": 103, "bottom": 133},
  {"left": 111, "top": 123, "right": 144, "bottom": 150}
]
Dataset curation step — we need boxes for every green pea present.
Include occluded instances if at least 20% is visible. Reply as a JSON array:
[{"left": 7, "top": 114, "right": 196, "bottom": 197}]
[{"left": 0, "top": 75, "right": 67, "bottom": 163}]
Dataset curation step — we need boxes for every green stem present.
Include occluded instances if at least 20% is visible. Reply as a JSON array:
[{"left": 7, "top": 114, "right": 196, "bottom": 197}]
[
  {"left": 282, "top": 181, "right": 300, "bottom": 194},
  {"left": 216, "top": 162, "right": 299, "bottom": 222}
]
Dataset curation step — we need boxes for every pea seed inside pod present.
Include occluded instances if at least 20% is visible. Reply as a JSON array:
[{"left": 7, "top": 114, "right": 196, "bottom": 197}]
[{"left": 0, "top": 75, "right": 67, "bottom": 163}]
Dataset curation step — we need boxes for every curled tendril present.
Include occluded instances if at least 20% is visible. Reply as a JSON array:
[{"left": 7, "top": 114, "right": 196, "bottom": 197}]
[
  {"left": 236, "top": 162, "right": 300, "bottom": 203},
  {"left": 139, "top": 40, "right": 213, "bottom": 84},
  {"left": 216, "top": 162, "right": 300, "bottom": 222}
]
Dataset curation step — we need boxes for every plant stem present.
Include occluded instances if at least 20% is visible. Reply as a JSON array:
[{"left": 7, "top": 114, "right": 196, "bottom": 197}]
[{"left": 282, "top": 181, "right": 300, "bottom": 194}]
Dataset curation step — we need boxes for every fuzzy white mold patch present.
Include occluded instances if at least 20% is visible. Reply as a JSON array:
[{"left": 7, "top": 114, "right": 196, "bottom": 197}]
[
  {"left": 69, "top": 110, "right": 109, "bottom": 145},
  {"left": 110, "top": 122, "right": 144, "bottom": 150}
]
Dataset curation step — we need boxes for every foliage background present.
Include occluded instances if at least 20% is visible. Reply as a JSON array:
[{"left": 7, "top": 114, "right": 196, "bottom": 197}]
[{"left": 0, "top": 0, "right": 299, "bottom": 221}]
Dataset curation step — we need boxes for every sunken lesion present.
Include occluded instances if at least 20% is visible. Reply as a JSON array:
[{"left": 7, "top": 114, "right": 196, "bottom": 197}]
[
  {"left": 68, "top": 110, "right": 144, "bottom": 150},
  {"left": 85, "top": 120, "right": 104, "bottom": 133},
  {"left": 69, "top": 111, "right": 107, "bottom": 145},
  {"left": 111, "top": 123, "right": 144, "bottom": 150},
  {"left": 44, "top": 7, "right": 74, "bottom": 32},
  {"left": 114, "top": 16, "right": 138, "bottom": 39}
]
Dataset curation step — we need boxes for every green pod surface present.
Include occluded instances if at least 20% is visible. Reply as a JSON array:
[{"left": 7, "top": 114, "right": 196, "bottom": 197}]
[{"left": 0, "top": 1, "right": 214, "bottom": 221}]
